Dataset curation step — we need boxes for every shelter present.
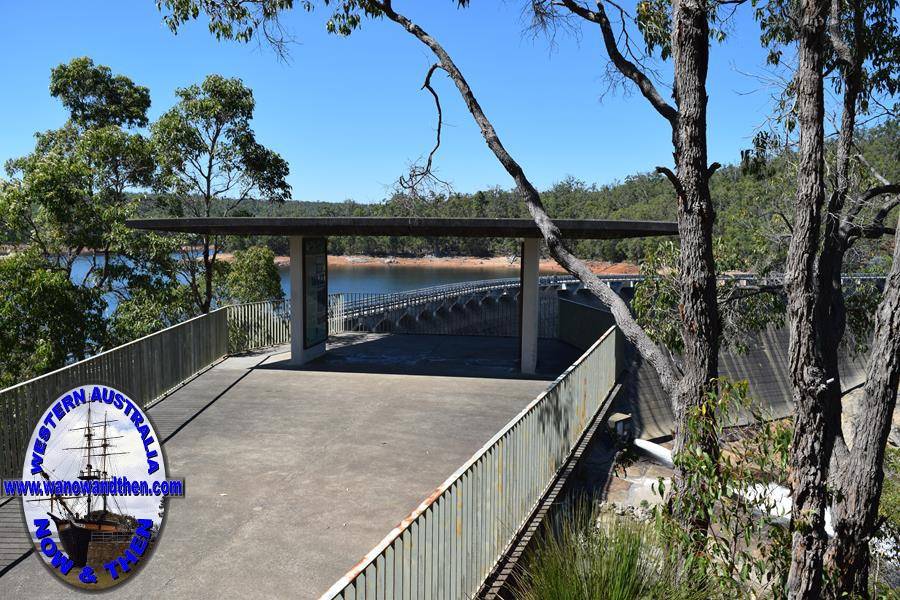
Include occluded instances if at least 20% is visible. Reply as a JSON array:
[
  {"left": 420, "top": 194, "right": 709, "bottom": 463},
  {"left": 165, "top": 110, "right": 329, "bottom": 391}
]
[{"left": 126, "top": 217, "right": 677, "bottom": 373}]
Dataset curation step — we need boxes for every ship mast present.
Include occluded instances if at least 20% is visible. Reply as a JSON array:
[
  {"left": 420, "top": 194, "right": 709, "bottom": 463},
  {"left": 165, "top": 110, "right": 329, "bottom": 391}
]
[
  {"left": 63, "top": 404, "right": 125, "bottom": 519},
  {"left": 86, "top": 402, "right": 92, "bottom": 515},
  {"left": 101, "top": 410, "right": 108, "bottom": 513}
]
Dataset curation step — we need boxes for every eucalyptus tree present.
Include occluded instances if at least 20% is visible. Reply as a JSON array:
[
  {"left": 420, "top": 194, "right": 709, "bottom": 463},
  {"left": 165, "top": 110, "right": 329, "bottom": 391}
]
[
  {"left": 3, "top": 57, "right": 155, "bottom": 282},
  {"left": 151, "top": 74, "right": 291, "bottom": 313},
  {"left": 223, "top": 245, "right": 284, "bottom": 303},
  {"left": 538, "top": 0, "right": 735, "bottom": 536},
  {"left": 815, "top": 0, "right": 900, "bottom": 595},
  {"left": 0, "top": 252, "right": 105, "bottom": 387},
  {"left": 49, "top": 56, "right": 152, "bottom": 130},
  {"left": 0, "top": 58, "right": 184, "bottom": 361},
  {"left": 753, "top": 0, "right": 900, "bottom": 595}
]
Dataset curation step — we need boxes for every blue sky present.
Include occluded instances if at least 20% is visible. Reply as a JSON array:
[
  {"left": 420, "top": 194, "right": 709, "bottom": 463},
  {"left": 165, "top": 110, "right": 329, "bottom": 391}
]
[{"left": 1, "top": 2, "right": 780, "bottom": 203}]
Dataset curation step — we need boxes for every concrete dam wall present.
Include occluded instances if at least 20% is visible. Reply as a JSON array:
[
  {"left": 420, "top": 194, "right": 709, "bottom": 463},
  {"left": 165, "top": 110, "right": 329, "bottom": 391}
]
[{"left": 556, "top": 287, "right": 870, "bottom": 440}]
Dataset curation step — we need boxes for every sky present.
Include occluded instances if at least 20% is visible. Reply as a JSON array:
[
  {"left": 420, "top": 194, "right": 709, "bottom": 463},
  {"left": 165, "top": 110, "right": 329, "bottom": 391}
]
[{"left": 0, "top": 2, "right": 781, "bottom": 203}]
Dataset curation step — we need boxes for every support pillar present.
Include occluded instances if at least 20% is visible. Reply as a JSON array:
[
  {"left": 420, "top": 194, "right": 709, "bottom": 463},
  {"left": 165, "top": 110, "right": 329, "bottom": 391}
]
[
  {"left": 289, "top": 236, "right": 327, "bottom": 365},
  {"left": 520, "top": 238, "right": 540, "bottom": 374}
]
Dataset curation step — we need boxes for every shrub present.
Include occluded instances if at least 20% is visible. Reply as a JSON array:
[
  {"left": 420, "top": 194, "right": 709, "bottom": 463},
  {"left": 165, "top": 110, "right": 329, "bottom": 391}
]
[{"left": 512, "top": 499, "right": 714, "bottom": 600}]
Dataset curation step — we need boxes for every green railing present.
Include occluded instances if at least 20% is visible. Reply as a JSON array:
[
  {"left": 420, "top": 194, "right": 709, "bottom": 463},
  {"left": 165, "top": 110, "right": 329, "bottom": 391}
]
[
  {"left": 0, "top": 309, "right": 228, "bottom": 480},
  {"left": 320, "top": 325, "right": 625, "bottom": 600},
  {"left": 226, "top": 299, "right": 292, "bottom": 353}
]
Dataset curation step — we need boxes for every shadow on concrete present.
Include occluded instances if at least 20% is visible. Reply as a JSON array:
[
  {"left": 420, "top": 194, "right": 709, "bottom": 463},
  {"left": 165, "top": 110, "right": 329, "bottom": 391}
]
[{"left": 257, "top": 333, "right": 582, "bottom": 381}]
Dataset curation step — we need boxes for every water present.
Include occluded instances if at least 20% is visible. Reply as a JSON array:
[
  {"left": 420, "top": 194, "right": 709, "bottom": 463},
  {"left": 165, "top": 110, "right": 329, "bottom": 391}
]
[
  {"left": 71, "top": 254, "right": 529, "bottom": 311},
  {"left": 281, "top": 264, "right": 525, "bottom": 296}
]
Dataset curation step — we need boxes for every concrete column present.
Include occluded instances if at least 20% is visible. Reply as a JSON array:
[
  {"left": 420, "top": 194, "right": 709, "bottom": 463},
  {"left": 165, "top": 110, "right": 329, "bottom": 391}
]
[
  {"left": 289, "top": 236, "right": 326, "bottom": 365},
  {"left": 520, "top": 237, "right": 540, "bottom": 374},
  {"left": 289, "top": 236, "right": 304, "bottom": 364}
]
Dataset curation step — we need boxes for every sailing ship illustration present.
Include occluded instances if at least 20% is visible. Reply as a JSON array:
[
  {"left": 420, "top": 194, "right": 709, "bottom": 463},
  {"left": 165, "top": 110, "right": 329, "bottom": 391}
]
[{"left": 34, "top": 402, "right": 142, "bottom": 568}]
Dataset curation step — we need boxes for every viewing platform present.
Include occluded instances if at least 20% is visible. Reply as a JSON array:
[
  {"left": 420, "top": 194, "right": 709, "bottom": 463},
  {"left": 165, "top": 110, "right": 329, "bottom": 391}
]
[{"left": 0, "top": 333, "right": 582, "bottom": 599}]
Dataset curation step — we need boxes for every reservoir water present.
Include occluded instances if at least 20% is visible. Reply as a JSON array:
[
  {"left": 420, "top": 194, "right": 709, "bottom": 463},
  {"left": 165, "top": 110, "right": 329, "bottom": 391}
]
[
  {"left": 285, "top": 263, "right": 525, "bottom": 295},
  {"left": 71, "top": 255, "right": 530, "bottom": 312}
]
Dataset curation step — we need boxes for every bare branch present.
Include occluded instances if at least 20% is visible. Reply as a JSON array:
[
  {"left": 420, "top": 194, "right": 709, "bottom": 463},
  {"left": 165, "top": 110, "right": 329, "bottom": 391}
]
[
  {"left": 855, "top": 152, "right": 890, "bottom": 186},
  {"left": 558, "top": 0, "right": 678, "bottom": 125},
  {"left": 655, "top": 166, "right": 685, "bottom": 198},
  {"left": 718, "top": 284, "right": 783, "bottom": 305},
  {"left": 775, "top": 210, "right": 794, "bottom": 234},
  {"left": 845, "top": 193, "right": 899, "bottom": 242},
  {"left": 398, "top": 63, "right": 452, "bottom": 197},
  {"left": 859, "top": 184, "right": 900, "bottom": 205}
]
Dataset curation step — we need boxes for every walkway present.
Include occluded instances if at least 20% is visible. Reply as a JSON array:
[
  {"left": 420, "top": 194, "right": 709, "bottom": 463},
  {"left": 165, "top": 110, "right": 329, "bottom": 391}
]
[{"left": 0, "top": 334, "right": 580, "bottom": 598}]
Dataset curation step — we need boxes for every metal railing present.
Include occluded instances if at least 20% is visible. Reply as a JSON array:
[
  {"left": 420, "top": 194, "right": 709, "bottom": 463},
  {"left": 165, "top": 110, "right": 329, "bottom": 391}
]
[
  {"left": 226, "top": 299, "right": 292, "bottom": 353},
  {"left": 328, "top": 276, "right": 576, "bottom": 336},
  {"left": 222, "top": 273, "right": 886, "bottom": 349},
  {"left": 320, "top": 325, "right": 624, "bottom": 600},
  {"left": 0, "top": 309, "right": 228, "bottom": 480},
  {"left": 332, "top": 276, "right": 576, "bottom": 318}
]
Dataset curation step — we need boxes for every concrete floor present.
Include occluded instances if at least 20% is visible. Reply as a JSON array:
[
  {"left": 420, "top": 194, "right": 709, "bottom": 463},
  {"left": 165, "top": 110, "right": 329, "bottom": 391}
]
[{"left": 0, "top": 334, "right": 580, "bottom": 599}]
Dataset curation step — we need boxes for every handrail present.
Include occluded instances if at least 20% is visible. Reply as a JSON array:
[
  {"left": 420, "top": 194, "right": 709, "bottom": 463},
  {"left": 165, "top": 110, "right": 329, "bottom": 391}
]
[
  {"left": 0, "top": 310, "right": 221, "bottom": 395},
  {"left": 0, "top": 309, "right": 229, "bottom": 480},
  {"left": 320, "top": 325, "right": 623, "bottom": 599}
]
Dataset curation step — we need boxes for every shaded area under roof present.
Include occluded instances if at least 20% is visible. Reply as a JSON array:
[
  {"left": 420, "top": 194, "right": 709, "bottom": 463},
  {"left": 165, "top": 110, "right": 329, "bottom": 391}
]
[{"left": 125, "top": 217, "right": 678, "bottom": 239}]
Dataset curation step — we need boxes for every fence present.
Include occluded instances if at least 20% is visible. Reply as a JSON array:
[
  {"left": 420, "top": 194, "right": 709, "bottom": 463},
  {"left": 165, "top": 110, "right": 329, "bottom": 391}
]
[
  {"left": 226, "top": 300, "right": 292, "bottom": 353},
  {"left": 0, "top": 310, "right": 228, "bottom": 480},
  {"left": 320, "top": 325, "right": 624, "bottom": 600},
  {"left": 328, "top": 276, "right": 574, "bottom": 337},
  {"left": 2, "top": 276, "right": 581, "bottom": 480}
]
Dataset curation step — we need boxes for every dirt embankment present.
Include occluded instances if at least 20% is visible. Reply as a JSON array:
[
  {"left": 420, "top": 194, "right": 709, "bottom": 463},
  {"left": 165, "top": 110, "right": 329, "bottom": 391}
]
[
  {"left": 218, "top": 252, "right": 640, "bottom": 274},
  {"left": 2, "top": 243, "right": 639, "bottom": 275}
]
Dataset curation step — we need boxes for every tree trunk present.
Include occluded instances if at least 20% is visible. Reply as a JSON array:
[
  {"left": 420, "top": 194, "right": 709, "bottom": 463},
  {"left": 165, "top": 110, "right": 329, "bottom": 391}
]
[
  {"left": 826, "top": 218, "right": 900, "bottom": 597},
  {"left": 785, "top": 0, "right": 832, "bottom": 596},
  {"left": 375, "top": 0, "right": 683, "bottom": 400},
  {"left": 202, "top": 234, "right": 213, "bottom": 313},
  {"left": 668, "top": 0, "right": 721, "bottom": 533},
  {"left": 817, "top": 0, "right": 864, "bottom": 483}
]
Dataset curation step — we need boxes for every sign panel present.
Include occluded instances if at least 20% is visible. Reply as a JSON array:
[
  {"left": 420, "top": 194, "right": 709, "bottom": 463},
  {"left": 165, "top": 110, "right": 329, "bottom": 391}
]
[{"left": 303, "top": 237, "right": 328, "bottom": 348}]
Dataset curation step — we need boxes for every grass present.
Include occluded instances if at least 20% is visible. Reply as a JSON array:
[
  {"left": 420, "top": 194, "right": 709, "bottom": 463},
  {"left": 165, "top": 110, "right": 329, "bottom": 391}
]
[
  {"left": 881, "top": 446, "right": 900, "bottom": 530},
  {"left": 511, "top": 499, "right": 716, "bottom": 600}
]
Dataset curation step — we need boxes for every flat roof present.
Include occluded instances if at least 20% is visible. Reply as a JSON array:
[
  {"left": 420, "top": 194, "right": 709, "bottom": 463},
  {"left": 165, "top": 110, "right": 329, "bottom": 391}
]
[{"left": 125, "top": 217, "right": 678, "bottom": 239}]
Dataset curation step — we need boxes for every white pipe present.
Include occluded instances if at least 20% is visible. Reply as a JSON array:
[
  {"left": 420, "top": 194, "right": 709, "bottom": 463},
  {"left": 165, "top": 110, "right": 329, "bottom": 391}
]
[
  {"left": 631, "top": 438, "right": 834, "bottom": 536},
  {"left": 633, "top": 438, "right": 674, "bottom": 468}
]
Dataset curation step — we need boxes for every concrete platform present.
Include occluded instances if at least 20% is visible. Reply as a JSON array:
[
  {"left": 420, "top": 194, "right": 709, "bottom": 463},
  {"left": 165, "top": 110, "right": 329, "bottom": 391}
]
[{"left": 0, "top": 334, "right": 580, "bottom": 599}]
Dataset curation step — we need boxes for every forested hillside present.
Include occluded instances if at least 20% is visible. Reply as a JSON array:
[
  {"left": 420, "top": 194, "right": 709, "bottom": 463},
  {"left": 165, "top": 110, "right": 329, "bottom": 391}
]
[{"left": 139, "top": 119, "right": 897, "bottom": 271}]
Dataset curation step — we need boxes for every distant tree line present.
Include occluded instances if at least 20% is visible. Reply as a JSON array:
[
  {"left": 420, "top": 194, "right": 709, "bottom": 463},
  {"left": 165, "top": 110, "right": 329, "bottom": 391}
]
[{"left": 136, "top": 119, "right": 899, "bottom": 272}]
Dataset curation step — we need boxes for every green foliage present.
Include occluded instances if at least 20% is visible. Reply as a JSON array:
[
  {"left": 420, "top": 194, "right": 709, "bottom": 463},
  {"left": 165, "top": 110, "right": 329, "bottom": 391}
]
[
  {"left": 150, "top": 73, "right": 290, "bottom": 312},
  {"left": 655, "top": 379, "right": 792, "bottom": 598},
  {"left": 223, "top": 246, "right": 283, "bottom": 303},
  {"left": 107, "top": 285, "right": 195, "bottom": 345},
  {"left": 513, "top": 499, "right": 714, "bottom": 600},
  {"left": 631, "top": 241, "right": 682, "bottom": 352},
  {"left": 49, "top": 56, "right": 151, "bottom": 129},
  {"left": 0, "top": 253, "right": 105, "bottom": 388},
  {"left": 0, "top": 58, "right": 193, "bottom": 385},
  {"left": 880, "top": 446, "right": 900, "bottom": 531},
  {"left": 152, "top": 74, "right": 290, "bottom": 207},
  {"left": 632, "top": 239, "right": 786, "bottom": 355},
  {"left": 1, "top": 59, "right": 180, "bottom": 302},
  {"left": 158, "top": 0, "right": 302, "bottom": 42}
]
